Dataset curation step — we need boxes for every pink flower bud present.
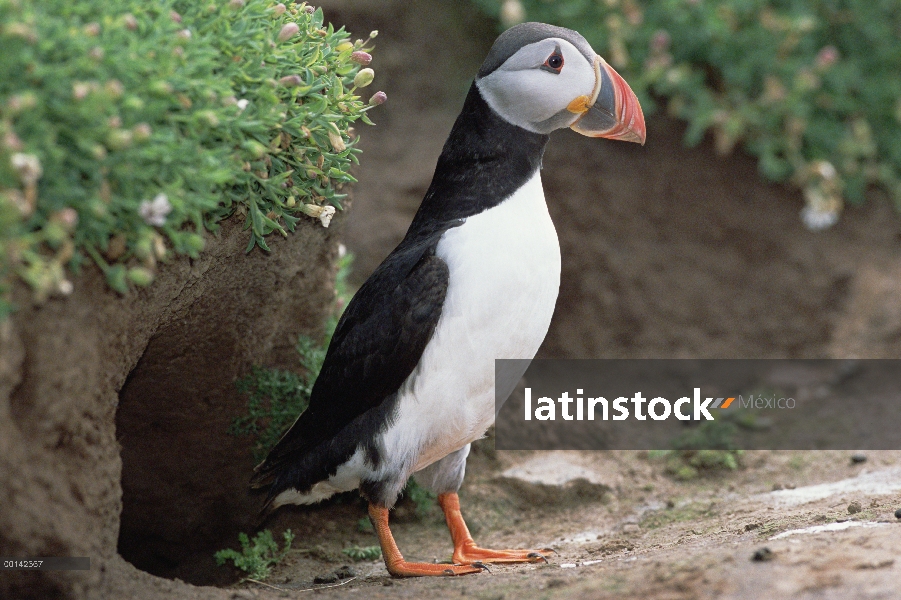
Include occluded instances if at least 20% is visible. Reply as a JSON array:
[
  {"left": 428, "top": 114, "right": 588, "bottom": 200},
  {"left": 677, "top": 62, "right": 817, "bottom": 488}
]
[
  {"left": 651, "top": 30, "right": 671, "bottom": 53},
  {"left": 3, "top": 131, "right": 23, "bottom": 151},
  {"left": 73, "top": 82, "right": 91, "bottom": 100},
  {"left": 279, "top": 74, "right": 302, "bottom": 86},
  {"left": 56, "top": 208, "right": 79, "bottom": 229},
  {"left": 123, "top": 14, "right": 138, "bottom": 31},
  {"left": 368, "top": 91, "right": 387, "bottom": 105},
  {"left": 350, "top": 51, "right": 372, "bottom": 65},
  {"left": 272, "top": 3, "right": 286, "bottom": 15},
  {"left": 170, "top": 11, "right": 182, "bottom": 23},
  {"left": 133, "top": 123, "right": 152, "bottom": 141},
  {"left": 278, "top": 22, "right": 299, "bottom": 42},
  {"left": 816, "top": 45, "right": 839, "bottom": 69}
]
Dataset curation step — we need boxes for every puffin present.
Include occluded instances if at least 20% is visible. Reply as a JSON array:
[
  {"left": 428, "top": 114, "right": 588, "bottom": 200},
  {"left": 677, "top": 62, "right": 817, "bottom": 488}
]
[{"left": 251, "top": 22, "right": 646, "bottom": 577}]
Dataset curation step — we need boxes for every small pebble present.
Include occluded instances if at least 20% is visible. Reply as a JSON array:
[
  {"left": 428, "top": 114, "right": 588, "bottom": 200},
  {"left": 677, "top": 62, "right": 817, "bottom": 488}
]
[
  {"left": 848, "top": 501, "right": 862, "bottom": 514},
  {"left": 752, "top": 547, "right": 774, "bottom": 562},
  {"left": 894, "top": 508, "right": 901, "bottom": 519},
  {"left": 772, "top": 483, "right": 783, "bottom": 491},
  {"left": 850, "top": 453, "right": 867, "bottom": 464}
]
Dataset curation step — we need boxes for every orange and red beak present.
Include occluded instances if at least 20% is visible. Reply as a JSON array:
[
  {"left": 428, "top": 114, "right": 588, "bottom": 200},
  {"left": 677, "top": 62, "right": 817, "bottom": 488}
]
[{"left": 568, "top": 56, "right": 646, "bottom": 145}]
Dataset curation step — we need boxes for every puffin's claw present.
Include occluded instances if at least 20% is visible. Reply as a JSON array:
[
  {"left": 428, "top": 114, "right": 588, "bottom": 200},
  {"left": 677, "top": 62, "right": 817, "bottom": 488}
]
[{"left": 471, "top": 561, "right": 491, "bottom": 573}]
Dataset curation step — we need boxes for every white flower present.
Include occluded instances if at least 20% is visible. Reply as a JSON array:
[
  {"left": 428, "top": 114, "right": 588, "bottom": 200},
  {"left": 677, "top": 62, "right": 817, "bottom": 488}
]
[
  {"left": 317, "top": 205, "right": 336, "bottom": 227},
  {"left": 139, "top": 193, "right": 172, "bottom": 226},
  {"left": 300, "top": 203, "right": 336, "bottom": 227},
  {"left": 236, "top": 98, "right": 249, "bottom": 112},
  {"left": 11, "top": 153, "right": 42, "bottom": 185},
  {"left": 800, "top": 205, "right": 839, "bottom": 231},
  {"left": 500, "top": 0, "right": 526, "bottom": 27}
]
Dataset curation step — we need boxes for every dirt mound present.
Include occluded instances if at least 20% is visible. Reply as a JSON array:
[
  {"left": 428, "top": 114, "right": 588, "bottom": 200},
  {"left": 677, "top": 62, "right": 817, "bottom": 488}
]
[{"left": 0, "top": 214, "right": 341, "bottom": 599}]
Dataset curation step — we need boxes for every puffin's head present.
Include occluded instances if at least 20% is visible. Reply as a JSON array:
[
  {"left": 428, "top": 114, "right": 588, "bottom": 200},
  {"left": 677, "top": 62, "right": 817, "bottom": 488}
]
[{"left": 476, "top": 22, "right": 646, "bottom": 144}]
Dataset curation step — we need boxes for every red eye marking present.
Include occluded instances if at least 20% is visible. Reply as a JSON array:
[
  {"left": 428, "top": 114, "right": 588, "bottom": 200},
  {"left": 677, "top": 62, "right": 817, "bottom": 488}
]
[{"left": 542, "top": 51, "right": 564, "bottom": 74}]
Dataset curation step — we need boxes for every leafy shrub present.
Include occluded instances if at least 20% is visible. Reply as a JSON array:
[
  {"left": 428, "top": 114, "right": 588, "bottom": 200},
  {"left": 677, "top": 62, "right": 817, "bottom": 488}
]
[
  {"left": 215, "top": 528, "right": 294, "bottom": 581},
  {"left": 475, "top": 0, "right": 901, "bottom": 229},
  {"left": 232, "top": 365, "right": 313, "bottom": 463},
  {"left": 0, "top": 0, "right": 381, "bottom": 316}
]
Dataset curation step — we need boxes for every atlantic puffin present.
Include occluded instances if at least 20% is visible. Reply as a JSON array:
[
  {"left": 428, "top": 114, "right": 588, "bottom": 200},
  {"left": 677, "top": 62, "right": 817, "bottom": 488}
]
[{"left": 251, "top": 22, "right": 645, "bottom": 577}]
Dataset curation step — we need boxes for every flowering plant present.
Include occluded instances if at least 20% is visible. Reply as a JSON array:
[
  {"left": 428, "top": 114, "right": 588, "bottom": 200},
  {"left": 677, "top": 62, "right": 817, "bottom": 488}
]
[{"left": 0, "top": 0, "right": 383, "bottom": 313}]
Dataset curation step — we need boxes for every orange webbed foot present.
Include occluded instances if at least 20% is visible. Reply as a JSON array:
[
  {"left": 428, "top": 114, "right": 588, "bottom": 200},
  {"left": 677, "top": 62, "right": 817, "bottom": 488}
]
[
  {"left": 438, "top": 493, "right": 554, "bottom": 566},
  {"left": 369, "top": 503, "right": 486, "bottom": 577},
  {"left": 452, "top": 539, "right": 552, "bottom": 565}
]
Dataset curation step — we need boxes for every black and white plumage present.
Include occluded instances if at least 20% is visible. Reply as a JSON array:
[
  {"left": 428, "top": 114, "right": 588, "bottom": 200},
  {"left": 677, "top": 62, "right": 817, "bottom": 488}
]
[{"left": 252, "top": 22, "right": 645, "bottom": 577}]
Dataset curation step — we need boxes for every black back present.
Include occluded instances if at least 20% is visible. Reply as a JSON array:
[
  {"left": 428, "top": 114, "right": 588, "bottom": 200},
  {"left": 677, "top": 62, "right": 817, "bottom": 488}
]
[{"left": 252, "top": 82, "right": 549, "bottom": 508}]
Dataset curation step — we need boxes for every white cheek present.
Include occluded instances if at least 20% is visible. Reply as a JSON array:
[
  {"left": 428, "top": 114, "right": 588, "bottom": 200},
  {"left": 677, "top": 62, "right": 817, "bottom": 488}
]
[{"left": 478, "top": 53, "right": 595, "bottom": 128}]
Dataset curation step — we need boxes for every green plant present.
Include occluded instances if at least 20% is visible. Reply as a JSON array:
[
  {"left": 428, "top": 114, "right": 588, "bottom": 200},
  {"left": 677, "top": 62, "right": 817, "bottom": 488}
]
[
  {"left": 341, "top": 545, "right": 381, "bottom": 561},
  {"left": 403, "top": 478, "right": 436, "bottom": 516},
  {"left": 232, "top": 365, "right": 313, "bottom": 463},
  {"left": 651, "top": 449, "right": 743, "bottom": 480},
  {"left": 0, "top": 1, "right": 381, "bottom": 316},
  {"left": 231, "top": 249, "right": 353, "bottom": 461},
  {"left": 646, "top": 414, "right": 743, "bottom": 479},
  {"left": 474, "top": 0, "right": 901, "bottom": 229},
  {"left": 215, "top": 528, "right": 294, "bottom": 581}
]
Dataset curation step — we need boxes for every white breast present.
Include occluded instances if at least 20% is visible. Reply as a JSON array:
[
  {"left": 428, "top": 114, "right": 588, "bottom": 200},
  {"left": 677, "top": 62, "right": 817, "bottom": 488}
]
[{"left": 378, "top": 171, "right": 561, "bottom": 474}]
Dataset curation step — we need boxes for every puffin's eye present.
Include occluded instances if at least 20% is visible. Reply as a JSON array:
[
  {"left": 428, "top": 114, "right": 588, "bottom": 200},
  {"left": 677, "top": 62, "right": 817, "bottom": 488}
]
[{"left": 542, "top": 51, "right": 564, "bottom": 74}]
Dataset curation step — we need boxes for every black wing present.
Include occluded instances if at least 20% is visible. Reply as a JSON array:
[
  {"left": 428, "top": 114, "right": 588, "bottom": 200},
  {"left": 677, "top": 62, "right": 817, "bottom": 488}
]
[{"left": 251, "top": 229, "right": 453, "bottom": 490}]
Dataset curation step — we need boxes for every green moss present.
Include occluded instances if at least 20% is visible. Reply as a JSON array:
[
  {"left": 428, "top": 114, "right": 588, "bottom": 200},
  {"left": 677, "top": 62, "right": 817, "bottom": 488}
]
[{"left": 0, "top": 1, "right": 379, "bottom": 315}]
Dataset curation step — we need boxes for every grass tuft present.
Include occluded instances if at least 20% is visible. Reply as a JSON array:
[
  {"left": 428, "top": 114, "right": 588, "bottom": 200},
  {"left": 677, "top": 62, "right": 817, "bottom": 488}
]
[{"left": 214, "top": 529, "right": 294, "bottom": 581}]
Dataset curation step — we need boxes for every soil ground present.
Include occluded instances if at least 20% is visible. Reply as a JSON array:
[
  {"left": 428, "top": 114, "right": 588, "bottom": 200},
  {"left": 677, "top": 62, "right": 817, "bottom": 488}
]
[{"left": 227, "top": 447, "right": 901, "bottom": 599}]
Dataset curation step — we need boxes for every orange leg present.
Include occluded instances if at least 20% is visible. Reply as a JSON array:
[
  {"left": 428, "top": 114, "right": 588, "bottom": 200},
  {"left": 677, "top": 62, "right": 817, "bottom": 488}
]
[
  {"left": 438, "top": 492, "right": 552, "bottom": 564},
  {"left": 368, "top": 503, "right": 484, "bottom": 577}
]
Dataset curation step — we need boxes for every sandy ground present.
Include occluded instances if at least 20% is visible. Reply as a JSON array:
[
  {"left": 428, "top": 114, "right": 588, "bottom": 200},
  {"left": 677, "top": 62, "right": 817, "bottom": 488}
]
[{"left": 222, "top": 446, "right": 901, "bottom": 599}]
